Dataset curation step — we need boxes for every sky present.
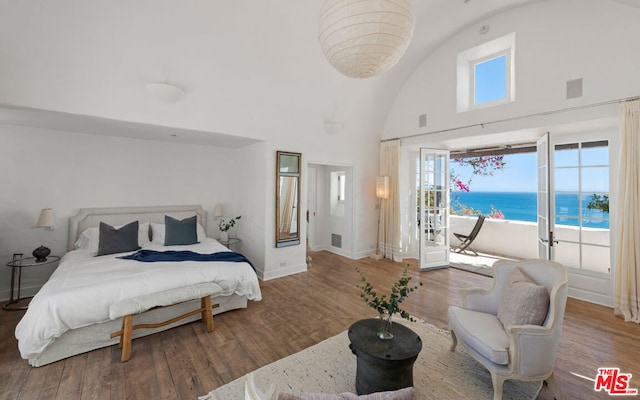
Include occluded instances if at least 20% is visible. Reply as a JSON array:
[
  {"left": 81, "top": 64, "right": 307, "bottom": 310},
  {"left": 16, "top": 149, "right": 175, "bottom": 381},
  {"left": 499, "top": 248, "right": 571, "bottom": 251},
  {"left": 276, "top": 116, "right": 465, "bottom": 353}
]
[
  {"left": 452, "top": 56, "right": 539, "bottom": 192},
  {"left": 452, "top": 152, "right": 538, "bottom": 193}
]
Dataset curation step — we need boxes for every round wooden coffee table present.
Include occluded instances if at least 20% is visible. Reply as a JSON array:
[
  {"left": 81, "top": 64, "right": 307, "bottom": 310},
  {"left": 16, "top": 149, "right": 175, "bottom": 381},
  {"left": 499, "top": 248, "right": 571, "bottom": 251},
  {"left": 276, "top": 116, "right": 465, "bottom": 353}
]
[{"left": 348, "top": 318, "right": 422, "bottom": 395}]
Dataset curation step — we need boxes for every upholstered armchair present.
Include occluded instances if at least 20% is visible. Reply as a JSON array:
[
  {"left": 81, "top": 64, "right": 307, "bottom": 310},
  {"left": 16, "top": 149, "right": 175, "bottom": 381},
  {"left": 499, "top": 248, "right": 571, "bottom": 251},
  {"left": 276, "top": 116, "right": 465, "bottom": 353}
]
[{"left": 448, "top": 259, "right": 568, "bottom": 400}]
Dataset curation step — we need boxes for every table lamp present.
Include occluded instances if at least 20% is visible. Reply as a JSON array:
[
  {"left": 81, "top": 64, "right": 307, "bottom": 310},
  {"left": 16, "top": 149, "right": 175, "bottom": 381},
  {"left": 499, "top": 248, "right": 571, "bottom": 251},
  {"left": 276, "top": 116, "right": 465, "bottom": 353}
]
[{"left": 33, "top": 208, "right": 55, "bottom": 262}]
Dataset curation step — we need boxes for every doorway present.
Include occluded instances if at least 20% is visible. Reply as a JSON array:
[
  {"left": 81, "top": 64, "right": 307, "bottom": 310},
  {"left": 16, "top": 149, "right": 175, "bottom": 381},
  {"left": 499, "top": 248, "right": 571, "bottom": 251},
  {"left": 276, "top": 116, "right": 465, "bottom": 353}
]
[{"left": 307, "top": 163, "right": 355, "bottom": 259}]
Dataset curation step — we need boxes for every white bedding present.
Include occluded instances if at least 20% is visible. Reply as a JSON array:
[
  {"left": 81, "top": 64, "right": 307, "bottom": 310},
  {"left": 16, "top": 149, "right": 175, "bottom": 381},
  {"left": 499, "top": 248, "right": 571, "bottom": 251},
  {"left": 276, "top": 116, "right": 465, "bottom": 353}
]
[{"left": 15, "top": 238, "right": 261, "bottom": 362}]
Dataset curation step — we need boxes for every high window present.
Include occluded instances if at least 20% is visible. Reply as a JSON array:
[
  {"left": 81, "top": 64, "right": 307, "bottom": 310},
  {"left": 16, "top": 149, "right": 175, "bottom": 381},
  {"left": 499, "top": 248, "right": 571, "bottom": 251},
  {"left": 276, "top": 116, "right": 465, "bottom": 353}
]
[
  {"left": 474, "top": 54, "right": 507, "bottom": 104},
  {"left": 457, "top": 33, "right": 515, "bottom": 112}
]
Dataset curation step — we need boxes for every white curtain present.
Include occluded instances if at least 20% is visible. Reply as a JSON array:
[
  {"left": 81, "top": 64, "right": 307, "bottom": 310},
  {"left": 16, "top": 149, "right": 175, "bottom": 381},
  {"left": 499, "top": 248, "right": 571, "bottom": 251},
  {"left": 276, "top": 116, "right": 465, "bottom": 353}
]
[
  {"left": 614, "top": 99, "right": 640, "bottom": 323},
  {"left": 379, "top": 140, "right": 402, "bottom": 261}
]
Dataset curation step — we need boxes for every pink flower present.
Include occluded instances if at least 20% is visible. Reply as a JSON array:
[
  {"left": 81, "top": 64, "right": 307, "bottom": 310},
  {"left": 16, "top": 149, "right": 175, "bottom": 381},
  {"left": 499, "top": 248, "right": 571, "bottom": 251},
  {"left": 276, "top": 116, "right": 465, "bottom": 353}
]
[{"left": 454, "top": 180, "right": 470, "bottom": 192}]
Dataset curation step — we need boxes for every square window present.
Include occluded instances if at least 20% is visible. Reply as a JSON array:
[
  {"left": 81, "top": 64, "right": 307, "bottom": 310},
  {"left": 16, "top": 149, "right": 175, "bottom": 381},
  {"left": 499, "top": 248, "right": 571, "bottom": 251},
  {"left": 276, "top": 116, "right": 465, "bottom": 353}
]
[
  {"left": 457, "top": 33, "right": 515, "bottom": 112},
  {"left": 474, "top": 55, "right": 507, "bottom": 105}
]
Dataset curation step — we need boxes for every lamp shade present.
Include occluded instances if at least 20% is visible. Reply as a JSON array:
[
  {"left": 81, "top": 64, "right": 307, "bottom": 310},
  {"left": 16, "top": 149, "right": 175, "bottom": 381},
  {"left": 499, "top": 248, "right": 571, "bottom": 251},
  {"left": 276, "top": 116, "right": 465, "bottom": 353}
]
[
  {"left": 36, "top": 208, "right": 55, "bottom": 228},
  {"left": 318, "top": 0, "right": 415, "bottom": 79},
  {"left": 214, "top": 203, "right": 224, "bottom": 217},
  {"left": 376, "top": 176, "right": 389, "bottom": 199}
]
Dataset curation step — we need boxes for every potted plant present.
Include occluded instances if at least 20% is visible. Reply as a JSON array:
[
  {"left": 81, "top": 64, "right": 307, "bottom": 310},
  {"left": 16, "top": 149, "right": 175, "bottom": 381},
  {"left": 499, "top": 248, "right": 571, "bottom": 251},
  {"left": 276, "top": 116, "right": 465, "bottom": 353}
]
[
  {"left": 356, "top": 267, "right": 421, "bottom": 340},
  {"left": 218, "top": 215, "right": 241, "bottom": 242}
]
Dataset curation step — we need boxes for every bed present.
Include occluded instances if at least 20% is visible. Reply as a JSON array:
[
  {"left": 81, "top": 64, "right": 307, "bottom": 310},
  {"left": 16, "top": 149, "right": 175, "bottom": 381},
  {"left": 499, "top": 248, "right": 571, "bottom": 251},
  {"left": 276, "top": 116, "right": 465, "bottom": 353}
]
[{"left": 15, "top": 205, "right": 262, "bottom": 367}]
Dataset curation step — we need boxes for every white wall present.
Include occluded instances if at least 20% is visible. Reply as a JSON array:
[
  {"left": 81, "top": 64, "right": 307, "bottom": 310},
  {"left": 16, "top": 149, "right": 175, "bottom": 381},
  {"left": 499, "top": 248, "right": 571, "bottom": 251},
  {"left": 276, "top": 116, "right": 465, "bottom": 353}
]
[
  {"left": 450, "top": 216, "right": 538, "bottom": 260},
  {"left": 384, "top": 0, "right": 640, "bottom": 140},
  {"left": 0, "top": 125, "right": 241, "bottom": 299},
  {"left": 235, "top": 141, "right": 268, "bottom": 277}
]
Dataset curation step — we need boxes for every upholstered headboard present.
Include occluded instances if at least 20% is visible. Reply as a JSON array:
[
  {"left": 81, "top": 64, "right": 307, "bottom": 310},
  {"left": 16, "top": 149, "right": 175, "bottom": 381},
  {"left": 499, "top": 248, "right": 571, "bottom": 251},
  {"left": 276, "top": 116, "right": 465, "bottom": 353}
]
[{"left": 68, "top": 205, "right": 207, "bottom": 251}]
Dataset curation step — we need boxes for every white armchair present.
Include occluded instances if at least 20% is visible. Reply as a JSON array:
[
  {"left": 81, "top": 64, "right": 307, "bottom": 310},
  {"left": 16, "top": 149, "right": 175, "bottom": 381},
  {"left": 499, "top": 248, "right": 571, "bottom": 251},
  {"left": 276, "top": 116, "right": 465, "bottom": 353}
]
[{"left": 448, "top": 259, "right": 568, "bottom": 400}]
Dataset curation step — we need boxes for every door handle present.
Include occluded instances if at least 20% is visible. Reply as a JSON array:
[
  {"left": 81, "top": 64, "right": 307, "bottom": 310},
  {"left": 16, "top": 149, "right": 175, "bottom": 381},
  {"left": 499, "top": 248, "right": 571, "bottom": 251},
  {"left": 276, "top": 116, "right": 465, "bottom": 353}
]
[{"left": 549, "top": 231, "right": 559, "bottom": 246}]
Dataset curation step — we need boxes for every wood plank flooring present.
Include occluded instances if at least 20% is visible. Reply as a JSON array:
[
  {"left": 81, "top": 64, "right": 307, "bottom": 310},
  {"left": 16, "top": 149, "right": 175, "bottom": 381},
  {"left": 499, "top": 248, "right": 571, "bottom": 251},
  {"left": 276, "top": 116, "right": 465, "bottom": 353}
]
[{"left": 0, "top": 251, "right": 638, "bottom": 400}]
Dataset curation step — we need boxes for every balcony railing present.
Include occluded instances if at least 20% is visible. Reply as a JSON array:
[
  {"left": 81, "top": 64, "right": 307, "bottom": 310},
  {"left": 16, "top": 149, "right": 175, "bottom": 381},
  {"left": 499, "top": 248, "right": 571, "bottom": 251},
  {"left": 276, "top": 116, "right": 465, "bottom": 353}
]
[{"left": 449, "top": 215, "right": 610, "bottom": 274}]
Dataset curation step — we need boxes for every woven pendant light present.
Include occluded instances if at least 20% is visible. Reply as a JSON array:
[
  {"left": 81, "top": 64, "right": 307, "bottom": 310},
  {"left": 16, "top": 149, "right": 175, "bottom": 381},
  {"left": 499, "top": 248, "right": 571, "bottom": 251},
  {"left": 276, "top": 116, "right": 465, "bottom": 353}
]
[{"left": 318, "top": 0, "right": 415, "bottom": 79}]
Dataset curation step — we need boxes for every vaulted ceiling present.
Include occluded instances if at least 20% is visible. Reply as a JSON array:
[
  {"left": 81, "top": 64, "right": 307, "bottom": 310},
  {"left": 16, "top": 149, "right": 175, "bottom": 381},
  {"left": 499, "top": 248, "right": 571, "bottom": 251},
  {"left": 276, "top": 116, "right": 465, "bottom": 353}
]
[{"left": 0, "top": 0, "right": 547, "bottom": 145}]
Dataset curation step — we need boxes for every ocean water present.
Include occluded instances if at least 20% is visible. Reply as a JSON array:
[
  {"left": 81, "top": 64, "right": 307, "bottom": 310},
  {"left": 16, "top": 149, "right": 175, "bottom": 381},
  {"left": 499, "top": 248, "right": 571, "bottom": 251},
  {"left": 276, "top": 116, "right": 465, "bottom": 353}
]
[{"left": 451, "top": 191, "right": 609, "bottom": 229}]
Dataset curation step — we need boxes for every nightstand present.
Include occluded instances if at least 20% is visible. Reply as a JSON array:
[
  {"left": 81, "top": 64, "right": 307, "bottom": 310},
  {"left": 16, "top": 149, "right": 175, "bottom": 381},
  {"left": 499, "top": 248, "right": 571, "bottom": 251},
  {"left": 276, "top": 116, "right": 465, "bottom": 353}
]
[
  {"left": 3, "top": 254, "right": 60, "bottom": 311},
  {"left": 219, "top": 238, "right": 241, "bottom": 252}
]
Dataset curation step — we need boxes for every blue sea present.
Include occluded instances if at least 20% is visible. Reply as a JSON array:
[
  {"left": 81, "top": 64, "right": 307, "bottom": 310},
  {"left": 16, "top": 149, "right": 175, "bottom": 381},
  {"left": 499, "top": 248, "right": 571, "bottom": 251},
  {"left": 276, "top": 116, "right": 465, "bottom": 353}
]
[{"left": 451, "top": 191, "right": 609, "bottom": 229}]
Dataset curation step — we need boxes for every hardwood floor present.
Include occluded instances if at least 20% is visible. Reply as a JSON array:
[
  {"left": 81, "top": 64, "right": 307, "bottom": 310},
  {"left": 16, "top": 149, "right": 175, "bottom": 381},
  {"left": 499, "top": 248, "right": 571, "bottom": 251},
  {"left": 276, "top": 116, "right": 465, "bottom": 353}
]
[{"left": 0, "top": 251, "right": 638, "bottom": 400}]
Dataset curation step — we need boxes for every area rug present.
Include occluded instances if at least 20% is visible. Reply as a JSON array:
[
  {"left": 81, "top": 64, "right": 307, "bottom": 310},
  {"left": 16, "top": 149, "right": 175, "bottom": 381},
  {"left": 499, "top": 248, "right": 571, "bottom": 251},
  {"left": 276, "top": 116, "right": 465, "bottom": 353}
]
[{"left": 200, "top": 319, "right": 541, "bottom": 400}]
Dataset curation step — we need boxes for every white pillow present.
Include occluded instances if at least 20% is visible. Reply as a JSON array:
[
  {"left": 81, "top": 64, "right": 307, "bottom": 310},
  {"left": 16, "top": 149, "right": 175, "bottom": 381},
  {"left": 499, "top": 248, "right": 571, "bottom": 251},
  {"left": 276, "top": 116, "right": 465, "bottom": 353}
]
[
  {"left": 150, "top": 222, "right": 206, "bottom": 244},
  {"left": 75, "top": 222, "right": 151, "bottom": 253}
]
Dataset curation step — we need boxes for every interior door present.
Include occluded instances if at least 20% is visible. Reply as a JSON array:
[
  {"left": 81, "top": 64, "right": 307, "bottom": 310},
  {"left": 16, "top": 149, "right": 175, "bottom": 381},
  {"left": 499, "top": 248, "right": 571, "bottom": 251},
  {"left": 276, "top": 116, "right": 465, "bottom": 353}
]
[
  {"left": 307, "top": 166, "right": 317, "bottom": 250},
  {"left": 419, "top": 148, "right": 450, "bottom": 270},
  {"left": 537, "top": 133, "right": 551, "bottom": 259}
]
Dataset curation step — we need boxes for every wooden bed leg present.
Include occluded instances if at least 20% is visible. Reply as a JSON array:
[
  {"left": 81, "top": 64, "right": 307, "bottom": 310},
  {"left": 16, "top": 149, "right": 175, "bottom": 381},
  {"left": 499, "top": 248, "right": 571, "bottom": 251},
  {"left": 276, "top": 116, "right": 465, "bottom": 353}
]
[
  {"left": 201, "top": 295, "right": 214, "bottom": 332},
  {"left": 121, "top": 315, "right": 133, "bottom": 362},
  {"left": 117, "top": 319, "right": 125, "bottom": 349}
]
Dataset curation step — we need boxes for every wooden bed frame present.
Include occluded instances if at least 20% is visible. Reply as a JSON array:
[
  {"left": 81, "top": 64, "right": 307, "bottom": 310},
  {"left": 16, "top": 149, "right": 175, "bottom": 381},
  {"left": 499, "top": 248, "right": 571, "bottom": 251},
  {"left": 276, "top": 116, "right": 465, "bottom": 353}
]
[{"left": 27, "top": 205, "right": 251, "bottom": 367}]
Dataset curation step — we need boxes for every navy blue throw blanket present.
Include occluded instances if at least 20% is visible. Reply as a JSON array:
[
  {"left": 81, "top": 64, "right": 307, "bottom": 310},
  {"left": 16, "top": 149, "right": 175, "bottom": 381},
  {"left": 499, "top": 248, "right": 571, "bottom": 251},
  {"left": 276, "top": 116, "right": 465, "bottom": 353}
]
[{"left": 119, "top": 250, "right": 255, "bottom": 272}]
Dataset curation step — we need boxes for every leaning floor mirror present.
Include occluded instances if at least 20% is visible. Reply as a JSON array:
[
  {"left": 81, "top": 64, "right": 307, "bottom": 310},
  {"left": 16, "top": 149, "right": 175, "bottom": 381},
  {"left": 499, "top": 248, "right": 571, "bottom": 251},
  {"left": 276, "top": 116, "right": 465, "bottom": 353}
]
[{"left": 276, "top": 151, "right": 301, "bottom": 248}]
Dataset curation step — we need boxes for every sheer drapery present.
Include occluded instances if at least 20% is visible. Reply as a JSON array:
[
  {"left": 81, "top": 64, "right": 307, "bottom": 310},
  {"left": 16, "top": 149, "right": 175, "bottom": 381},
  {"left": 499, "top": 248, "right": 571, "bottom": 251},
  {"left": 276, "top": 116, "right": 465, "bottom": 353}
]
[
  {"left": 379, "top": 140, "right": 402, "bottom": 261},
  {"left": 614, "top": 99, "right": 640, "bottom": 323}
]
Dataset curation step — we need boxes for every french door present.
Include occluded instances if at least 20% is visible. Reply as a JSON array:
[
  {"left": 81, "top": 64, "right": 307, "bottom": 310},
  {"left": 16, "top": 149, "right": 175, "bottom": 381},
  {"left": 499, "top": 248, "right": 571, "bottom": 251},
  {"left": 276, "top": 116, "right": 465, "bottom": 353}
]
[
  {"left": 419, "top": 148, "right": 450, "bottom": 270},
  {"left": 538, "top": 132, "right": 613, "bottom": 305}
]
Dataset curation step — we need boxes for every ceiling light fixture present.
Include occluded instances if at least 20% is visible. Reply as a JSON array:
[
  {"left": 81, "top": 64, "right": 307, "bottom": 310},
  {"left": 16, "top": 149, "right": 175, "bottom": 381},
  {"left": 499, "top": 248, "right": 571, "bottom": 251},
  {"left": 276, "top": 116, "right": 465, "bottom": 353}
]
[
  {"left": 318, "top": 0, "right": 416, "bottom": 79},
  {"left": 479, "top": 25, "right": 490, "bottom": 34},
  {"left": 146, "top": 82, "right": 185, "bottom": 103}
]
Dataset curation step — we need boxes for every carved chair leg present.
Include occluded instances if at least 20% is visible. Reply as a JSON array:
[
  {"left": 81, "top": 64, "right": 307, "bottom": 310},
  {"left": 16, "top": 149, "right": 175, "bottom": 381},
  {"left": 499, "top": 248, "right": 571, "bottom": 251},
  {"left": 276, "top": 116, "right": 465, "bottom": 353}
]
[
  {"left": 449, "top": 329, "right": 458, "bottom": 352},
  {"left": 544, "top": 372, "right": 564, "bottom": 400},
  {"left": 491, "top": 373, "right": 505, "bottom": 400}
]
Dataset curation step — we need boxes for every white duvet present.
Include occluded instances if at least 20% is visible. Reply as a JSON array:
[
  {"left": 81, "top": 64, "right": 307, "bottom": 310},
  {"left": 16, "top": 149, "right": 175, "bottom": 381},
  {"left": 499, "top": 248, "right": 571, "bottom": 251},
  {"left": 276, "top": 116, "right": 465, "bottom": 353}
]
[{"left": 15, "top": 238, "right": 262, "bottom": 361}]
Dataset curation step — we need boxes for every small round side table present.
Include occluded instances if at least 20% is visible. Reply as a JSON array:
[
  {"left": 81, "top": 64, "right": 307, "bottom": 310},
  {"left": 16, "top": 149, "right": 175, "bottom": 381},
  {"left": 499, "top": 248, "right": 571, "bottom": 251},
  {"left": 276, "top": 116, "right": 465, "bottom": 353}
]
[
  {"left": 3, "top": 255, "right": 60, "bottom": 311},
  {"left": 219, "top": 237, "right": 242, "bottom": 251}
]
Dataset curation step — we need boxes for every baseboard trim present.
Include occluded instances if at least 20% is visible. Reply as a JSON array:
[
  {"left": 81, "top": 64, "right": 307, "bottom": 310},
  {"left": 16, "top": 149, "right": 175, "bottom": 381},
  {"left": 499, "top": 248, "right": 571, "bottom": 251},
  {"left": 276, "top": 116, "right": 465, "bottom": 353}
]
[{"left": 261, "top": 263, "right": 308, "bottom": 281}]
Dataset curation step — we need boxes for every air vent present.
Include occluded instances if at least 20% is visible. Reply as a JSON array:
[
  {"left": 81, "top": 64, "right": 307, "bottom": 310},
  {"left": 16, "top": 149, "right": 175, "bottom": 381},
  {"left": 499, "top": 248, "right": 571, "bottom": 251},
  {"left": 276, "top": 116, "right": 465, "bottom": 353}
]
[
  {"left": 418, "top": 114, "right": 427, "bottom": 128},
  {"left": 331, "top": 234, "right": 342, "bottom": 248},
  {"left": 566, "top": 78, "right": 583, "bottom": 99}
]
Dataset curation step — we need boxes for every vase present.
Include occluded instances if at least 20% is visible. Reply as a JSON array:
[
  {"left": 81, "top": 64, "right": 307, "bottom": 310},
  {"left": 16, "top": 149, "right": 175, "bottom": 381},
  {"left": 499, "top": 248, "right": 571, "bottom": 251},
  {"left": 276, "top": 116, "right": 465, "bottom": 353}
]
[
  {"left": 377, "top": 312, "right": 394, "bottom": 340},
  {"left": 32, "top": 245, "right": 51, "bottom": 263},
  {"left": 220, "top": 231, "right": 229, "bottom": 242}
]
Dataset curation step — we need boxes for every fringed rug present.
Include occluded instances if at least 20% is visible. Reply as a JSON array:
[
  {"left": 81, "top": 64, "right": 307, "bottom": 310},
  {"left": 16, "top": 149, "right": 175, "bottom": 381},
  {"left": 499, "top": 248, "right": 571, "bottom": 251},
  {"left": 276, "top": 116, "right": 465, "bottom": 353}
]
[{"left": 201, "top": 319, "right": 541, "bottom": 400}]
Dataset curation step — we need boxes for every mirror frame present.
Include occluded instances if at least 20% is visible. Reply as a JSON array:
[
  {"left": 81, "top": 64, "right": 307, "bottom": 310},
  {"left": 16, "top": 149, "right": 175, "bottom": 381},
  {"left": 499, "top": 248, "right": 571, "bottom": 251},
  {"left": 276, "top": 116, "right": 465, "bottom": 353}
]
[{"left": 276, "top": 151, "right": 301, "bottom": 248}]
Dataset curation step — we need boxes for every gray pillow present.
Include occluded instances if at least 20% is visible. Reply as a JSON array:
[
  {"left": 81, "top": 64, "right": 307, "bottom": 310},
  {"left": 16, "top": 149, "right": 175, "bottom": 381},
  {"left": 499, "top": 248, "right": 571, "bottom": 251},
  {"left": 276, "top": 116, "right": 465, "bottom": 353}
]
[
  {"left": 97, "top": 221, "right": 140, "bottom": 256},
  {"left": 497, "top": 268, "right": 550, "bottom": 327},
  {"left": 164, "top": 215, "right": 198, "bottom": 246},
  {"left": 278, "top": 387, "right": 414, "bottom": 400}
]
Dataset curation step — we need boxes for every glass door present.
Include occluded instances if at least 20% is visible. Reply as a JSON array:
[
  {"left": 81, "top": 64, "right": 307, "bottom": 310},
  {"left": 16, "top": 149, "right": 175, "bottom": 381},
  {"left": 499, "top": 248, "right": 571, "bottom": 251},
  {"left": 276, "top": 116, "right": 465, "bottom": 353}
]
[
  {"left": 419, "top": 148, "right": 450, "bottom": 270},
  {"left": 540, "top": 132, "right": 613, "bottom": 305},
  {"left": 537, "top": 133, "right": 551, "bottom": 259}
]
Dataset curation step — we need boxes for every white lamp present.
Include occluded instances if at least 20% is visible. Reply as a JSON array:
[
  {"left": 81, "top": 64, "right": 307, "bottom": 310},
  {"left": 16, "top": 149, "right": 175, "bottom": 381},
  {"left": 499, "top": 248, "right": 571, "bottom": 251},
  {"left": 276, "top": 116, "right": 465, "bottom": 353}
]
[
  {"left": 214, "top": 203, "right": 224, "bottom": 218},
  {"left": 36, "top": 208, "right": 55, "bottom": 230},
  {"left": 318, "top": 0, "right": 416, "bottom": 78},
  {"left": 33, "top": 208, "right": 55, "bottom": 262},
  {"left": 371, "top": 176, "right": 390, "bottom": 260},
  {"left": 376, "top": 176, "right": 390, "bottom": 199}
]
